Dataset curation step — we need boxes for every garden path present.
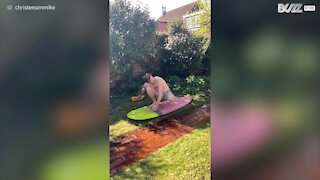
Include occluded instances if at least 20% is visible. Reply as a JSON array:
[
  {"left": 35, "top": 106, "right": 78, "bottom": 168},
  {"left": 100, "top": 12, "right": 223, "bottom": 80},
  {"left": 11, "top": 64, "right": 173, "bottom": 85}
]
[{"left": 110, "top": 104, "right": 210, "bottom": 176}]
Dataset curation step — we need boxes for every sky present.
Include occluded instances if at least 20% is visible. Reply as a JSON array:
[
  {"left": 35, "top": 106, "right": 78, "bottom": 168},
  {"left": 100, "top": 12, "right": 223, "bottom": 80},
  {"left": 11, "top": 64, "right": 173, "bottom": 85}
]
[{"left": 123, "top": 0, "right": 196, "bottom": 19}]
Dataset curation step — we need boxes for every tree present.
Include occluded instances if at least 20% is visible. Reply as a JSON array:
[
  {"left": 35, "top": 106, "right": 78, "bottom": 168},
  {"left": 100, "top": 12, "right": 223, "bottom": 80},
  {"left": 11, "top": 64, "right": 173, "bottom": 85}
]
[
  {"left": 193, "top": 0, "right": 211, "bottom": 51},
  {"left": 109, "top": 0, "right": 156, "bottom": 84},
  {"left": 159, "top": 21, "right": 205, "bottom": 78}
]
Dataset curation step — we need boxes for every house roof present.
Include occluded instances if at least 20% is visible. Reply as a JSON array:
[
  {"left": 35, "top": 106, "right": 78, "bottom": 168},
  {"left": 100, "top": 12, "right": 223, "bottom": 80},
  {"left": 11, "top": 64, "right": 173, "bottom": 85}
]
[{"left": 157, "top": 2, "right": 197, "bottom": 23}]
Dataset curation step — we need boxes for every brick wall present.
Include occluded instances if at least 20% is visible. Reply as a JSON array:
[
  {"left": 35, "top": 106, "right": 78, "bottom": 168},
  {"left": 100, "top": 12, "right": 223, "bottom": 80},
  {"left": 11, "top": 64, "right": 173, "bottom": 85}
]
[{"left": 156, "top": 22, "right": 168, "bottom": 32}]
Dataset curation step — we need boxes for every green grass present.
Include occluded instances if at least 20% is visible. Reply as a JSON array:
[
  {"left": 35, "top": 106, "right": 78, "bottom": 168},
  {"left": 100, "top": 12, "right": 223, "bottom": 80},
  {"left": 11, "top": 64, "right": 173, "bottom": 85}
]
[
  {"left": 39, "top": 140, "right": 108, "bottom": 180},
  {"left": 112, "top": 124, "right": 211, "bottom": 180},
  {"left": 110, "top": 120, "right": 140, "bottom": 140}
]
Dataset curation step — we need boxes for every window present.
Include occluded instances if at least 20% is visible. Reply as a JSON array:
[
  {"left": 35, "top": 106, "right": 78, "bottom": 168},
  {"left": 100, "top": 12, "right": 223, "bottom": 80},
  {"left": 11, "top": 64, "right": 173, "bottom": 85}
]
[{"left": 183, "top": 12, "right": 202, "bottom": 30}]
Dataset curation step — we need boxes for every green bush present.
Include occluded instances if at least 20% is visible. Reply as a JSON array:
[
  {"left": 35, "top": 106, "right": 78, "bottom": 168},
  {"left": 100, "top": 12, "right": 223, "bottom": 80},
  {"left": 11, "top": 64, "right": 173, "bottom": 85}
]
[
  {"left": 158, "top": 21, "right": 206, "bottom": 78},
  {"left": 110, "top": 0, "right": 156, "bottom": 82},
  {"left": 110, "top": 5, "right": 209, "bottom": 98},
  {"left": 166, "top": 75, "right": 210, "bottom": 101},
  {"left": 111, "top": 76, "right": 142, "bottom": 97}
]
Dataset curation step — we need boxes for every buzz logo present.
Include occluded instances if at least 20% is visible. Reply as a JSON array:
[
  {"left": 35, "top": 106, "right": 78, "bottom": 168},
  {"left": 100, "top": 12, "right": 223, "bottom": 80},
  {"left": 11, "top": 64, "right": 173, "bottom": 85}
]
[{"left": 278, "top": 3, "right": 316, "bottom": 13}]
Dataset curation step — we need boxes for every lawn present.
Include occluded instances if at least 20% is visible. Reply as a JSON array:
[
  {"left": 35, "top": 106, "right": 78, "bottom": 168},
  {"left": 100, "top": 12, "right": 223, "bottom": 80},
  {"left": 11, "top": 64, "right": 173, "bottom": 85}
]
[
  {"left": 111, "top": 123, "right": 211, "bottom": 180},
  {"left": 109, "top": 120, "right": 139, "bottom": 140}
]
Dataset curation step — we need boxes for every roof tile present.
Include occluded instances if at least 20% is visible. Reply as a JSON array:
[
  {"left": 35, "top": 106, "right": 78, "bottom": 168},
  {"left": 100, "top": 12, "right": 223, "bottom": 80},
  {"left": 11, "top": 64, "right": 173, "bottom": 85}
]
[{"left": 157, "top": 2, "right": 197, "bottom": 23}]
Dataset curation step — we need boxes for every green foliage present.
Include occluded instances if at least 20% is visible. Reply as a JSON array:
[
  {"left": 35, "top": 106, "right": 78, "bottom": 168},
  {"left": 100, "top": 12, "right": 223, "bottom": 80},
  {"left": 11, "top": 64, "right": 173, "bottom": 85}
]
[
  {"left": 154, "top": 33, "right": 170, "bottom": 75},
  {"left": 111, "top": 76, "right": 142, "bottom": 97},
  {"left": 159, "top": 22, "right": 206, "bottom": 77},
  {"left": 166, "top": 75, "right": 210, "bottom": 101},
  {"left": 194, "top": 0, "right": 211, "bottom": 50},
  {"left": 110, "top": 0, "right": 157, "bottom": 78},
  {"left": 110, "top": 2, "right": 209, "bottom": 97},
  {"left": 168, "top": 21, "right": 188, "bottom": 35}
]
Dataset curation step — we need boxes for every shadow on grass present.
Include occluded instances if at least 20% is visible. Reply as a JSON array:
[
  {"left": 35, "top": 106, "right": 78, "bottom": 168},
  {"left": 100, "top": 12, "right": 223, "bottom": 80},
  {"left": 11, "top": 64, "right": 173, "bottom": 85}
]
[
  {"left": 112, "top": 157, "right": 165, "bottom": 180},
  {"left": 110, "top": 134, "right": 166, "bottom": 179},
  {"left": 110, "top": 99, "right": 211, "bottom": 177},
  {"left": 111, "top": 123, "right": 211, "bottom": 179},
  {"left": 196, "top": 122, "right": 211, "bottom": 130}
]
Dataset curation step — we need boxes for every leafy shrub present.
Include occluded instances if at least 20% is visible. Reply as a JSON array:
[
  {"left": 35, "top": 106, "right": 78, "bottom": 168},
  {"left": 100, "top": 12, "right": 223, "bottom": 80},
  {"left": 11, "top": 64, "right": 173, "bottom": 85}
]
[
  {"left": 166, "top": 75, "right": 210, "bottom": 101},
  {"left": 110, "top": 4, "right": 209, "bottom": 98},
  {"left": 110, "top": 0, "right": 156, "bottom": 82},
  {"left": 111, "top": 75, "right": 142, "bottom": 98},
  {"left": 158, "top": 21, "right": 206, "bottom": 78}
]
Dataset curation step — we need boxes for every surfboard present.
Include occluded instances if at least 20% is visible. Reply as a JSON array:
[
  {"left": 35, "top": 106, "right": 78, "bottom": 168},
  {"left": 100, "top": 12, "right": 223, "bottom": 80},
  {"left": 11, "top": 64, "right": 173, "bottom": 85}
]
[{"left": 127, "top": 96, "right": 193, "bottom": 120}]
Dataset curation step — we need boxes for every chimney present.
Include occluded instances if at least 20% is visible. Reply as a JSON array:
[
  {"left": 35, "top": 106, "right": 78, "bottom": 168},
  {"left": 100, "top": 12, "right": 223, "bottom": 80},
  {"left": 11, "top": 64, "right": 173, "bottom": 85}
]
[{"left": 162, "top": 6, "right": 166, "bottom": 15}]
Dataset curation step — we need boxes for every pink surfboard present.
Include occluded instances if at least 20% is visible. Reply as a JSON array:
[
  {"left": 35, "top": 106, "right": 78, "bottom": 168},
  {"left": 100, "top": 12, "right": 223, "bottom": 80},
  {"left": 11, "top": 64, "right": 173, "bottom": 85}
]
[
  {"left": 127, "top": 96, "right": 193, "bottom": 120},
  {"left": 156, "top": 96, "right": 193, "bottom": 115}
]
